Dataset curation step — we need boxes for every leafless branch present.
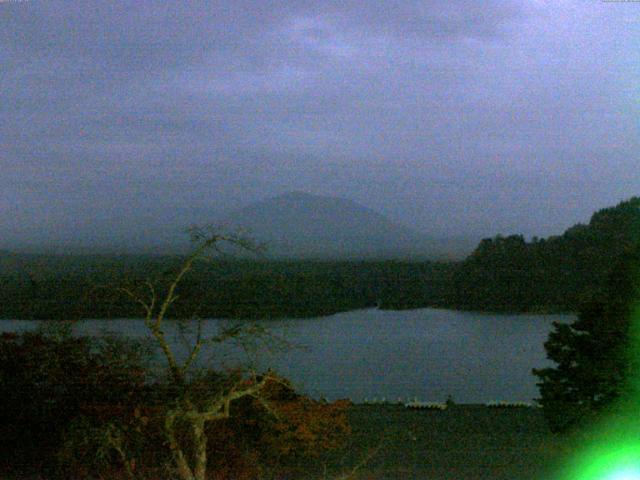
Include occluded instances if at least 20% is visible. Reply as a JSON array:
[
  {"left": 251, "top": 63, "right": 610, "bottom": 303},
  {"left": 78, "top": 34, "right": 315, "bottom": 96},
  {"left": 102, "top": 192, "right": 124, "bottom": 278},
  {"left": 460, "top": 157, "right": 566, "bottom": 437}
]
[{"left": 117, "top": 227, "right": 279, "bottom": 480}]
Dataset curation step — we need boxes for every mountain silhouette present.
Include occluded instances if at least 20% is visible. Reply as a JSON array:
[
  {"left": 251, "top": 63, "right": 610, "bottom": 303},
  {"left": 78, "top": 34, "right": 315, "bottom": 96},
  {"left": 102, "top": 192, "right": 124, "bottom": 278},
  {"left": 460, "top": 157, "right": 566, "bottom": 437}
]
[{"left": 222, "top": 191, "right": 472, "bottom": 259}]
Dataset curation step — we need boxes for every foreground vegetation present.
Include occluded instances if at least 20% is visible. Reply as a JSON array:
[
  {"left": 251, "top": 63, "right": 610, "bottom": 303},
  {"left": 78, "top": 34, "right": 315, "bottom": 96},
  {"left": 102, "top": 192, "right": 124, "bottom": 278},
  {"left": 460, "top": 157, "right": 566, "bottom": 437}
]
[
  {"left": 0, "top": 329, "right": 351, "bottom": 479},
  {"left": 0, "top": 321, "right": 631, "bottom": 479},
  {"left": 0, "top": 359, "right": 569, "bottom": 480},
  {"left": 0, "top": 322, "right": 564, "bottom": 480}
]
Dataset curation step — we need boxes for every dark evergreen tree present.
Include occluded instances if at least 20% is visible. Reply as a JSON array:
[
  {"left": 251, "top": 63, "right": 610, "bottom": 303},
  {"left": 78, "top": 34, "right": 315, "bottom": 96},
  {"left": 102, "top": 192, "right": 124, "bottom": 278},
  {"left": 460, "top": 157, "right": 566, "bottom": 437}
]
[{"left": 533, "top": 247, "right": 640, "bottom": 432}]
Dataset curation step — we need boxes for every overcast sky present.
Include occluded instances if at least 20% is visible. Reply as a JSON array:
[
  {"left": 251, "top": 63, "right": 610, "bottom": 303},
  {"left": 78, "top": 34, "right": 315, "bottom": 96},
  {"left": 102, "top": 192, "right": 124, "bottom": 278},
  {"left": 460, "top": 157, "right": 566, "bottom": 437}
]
[{"left": 2, "top": 0, "right": 639, "bottom": 248}]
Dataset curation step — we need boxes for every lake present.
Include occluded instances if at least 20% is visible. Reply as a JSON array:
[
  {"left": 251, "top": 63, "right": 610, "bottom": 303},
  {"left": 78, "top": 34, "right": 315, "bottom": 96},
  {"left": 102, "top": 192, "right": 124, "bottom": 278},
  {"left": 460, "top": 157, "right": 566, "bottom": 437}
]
[{"left": 0, "top": 308, "right": 572, "bottom": 404}]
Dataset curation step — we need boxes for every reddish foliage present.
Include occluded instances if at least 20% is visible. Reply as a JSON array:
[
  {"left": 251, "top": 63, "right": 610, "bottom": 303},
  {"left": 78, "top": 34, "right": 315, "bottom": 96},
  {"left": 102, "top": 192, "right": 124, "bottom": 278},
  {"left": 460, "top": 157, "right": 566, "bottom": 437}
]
[
  {"left": 262, "top": 397, "right": 352, "bottom": 457},
  {"left": 204, "top": 378, "right": 352, "bottom": 477}
]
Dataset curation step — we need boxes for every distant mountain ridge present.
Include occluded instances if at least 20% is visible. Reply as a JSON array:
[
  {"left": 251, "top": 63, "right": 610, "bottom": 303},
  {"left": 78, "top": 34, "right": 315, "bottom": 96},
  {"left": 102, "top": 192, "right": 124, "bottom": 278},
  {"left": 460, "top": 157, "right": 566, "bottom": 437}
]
[{"left": 223, "top": 191, "right": 472, "bottom": 260}]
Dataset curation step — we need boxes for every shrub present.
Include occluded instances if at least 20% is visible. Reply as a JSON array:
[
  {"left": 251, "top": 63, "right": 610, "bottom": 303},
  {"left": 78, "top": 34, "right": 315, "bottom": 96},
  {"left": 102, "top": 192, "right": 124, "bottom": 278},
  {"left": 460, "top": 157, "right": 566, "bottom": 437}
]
[
  {"left": 0, "top": 329, "right": 148, "bottom": 477},
  {"left": 203, "top": 377, "right": 352, "bottom": 478},
  {"left": 0, "top": 329, "right": 352, "bottom": 479}
]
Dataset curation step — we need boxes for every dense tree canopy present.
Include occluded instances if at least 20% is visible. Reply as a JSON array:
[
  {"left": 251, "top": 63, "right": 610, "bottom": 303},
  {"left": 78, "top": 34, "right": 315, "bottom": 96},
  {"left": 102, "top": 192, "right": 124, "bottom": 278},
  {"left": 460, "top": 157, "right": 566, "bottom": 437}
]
[
  {"left": 533, "top": 247, "right": 640, "bottom": 432},
  {"left": 0, "top": 257, "right": 453, "bottom": 320},
  {"left": 448, "top": 197, "right": 640, "bottom": 312}
]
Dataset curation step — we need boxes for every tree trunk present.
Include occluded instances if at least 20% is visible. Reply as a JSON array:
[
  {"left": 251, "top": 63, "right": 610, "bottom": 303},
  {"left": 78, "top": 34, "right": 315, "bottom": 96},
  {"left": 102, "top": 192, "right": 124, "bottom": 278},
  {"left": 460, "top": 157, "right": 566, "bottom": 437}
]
[
  {"left": 165, "top": 411, "right": 195, "bottom": 480},
  {"left": 193, "top": 418, "right": 208, "bottom": 480}
]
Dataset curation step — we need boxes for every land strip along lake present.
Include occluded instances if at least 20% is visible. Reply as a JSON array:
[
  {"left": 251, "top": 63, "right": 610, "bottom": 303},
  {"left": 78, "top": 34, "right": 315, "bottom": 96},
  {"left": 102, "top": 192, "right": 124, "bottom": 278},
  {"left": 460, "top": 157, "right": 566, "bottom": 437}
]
[{"left": 1, "top": 308, "right": 572, "bottom": 404}]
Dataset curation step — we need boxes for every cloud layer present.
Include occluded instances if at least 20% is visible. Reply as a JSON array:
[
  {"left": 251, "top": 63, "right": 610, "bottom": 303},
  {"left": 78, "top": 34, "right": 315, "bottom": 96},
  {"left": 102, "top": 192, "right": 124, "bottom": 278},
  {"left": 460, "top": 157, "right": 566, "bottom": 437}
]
[{"left": 2, "top": 0, "right": 639, "bottom": 248}]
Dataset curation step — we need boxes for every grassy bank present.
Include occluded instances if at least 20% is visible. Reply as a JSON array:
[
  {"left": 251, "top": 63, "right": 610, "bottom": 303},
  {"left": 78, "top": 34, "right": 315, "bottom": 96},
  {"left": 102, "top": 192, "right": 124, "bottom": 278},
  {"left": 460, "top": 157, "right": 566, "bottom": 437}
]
[
  {"left": 1, "top": 403, "right": 577, "bottom": 479},
  {"left": 315, "top": 404, "right": 567, "bottom": 480}
]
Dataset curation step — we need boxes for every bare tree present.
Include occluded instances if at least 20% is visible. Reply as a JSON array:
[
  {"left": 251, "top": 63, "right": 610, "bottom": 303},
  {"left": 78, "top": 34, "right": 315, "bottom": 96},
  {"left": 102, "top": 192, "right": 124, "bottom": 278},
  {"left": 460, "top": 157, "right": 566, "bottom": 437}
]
[{"left": 120, "top": 227, "right": 281, "bottom": 480}]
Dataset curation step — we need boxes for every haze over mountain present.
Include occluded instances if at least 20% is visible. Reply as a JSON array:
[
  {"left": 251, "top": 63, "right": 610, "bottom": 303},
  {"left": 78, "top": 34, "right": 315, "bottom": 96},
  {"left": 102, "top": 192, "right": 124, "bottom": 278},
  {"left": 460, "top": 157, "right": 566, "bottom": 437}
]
[
  {"left": 222, "top": 191, "right": 475, "bottom": 260},
  {"left": 1, "top": 191, "right": 475, "bottom": 259}
]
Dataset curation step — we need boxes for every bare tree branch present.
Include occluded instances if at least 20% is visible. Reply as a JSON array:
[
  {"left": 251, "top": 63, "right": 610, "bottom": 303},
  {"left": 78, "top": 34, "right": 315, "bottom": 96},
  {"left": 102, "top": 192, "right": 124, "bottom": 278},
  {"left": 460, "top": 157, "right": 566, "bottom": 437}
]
[
  {"left": 118, "top": 287, "right": 153, "bottom": 319},
  {"left": 118, "top": 227, "right": 277, "bottom": 480}
]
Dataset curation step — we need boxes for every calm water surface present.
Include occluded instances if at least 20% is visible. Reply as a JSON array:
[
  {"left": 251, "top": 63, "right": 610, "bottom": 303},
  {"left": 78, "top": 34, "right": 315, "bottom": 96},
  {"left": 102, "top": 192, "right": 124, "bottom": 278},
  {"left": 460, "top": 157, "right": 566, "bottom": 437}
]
[{"left": 0, "top": 308, "right": 573, "bottom": 403}]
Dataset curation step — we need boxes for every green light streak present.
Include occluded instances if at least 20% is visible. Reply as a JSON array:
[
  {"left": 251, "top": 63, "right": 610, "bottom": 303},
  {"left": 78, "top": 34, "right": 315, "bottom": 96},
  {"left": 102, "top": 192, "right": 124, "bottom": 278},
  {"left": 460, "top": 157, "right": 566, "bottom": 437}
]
[
  {"left": 554, "top": 301, "right": 640, "bottom": 480},
  {"left": 605, "top": 467, "right": 640, "bottom": 480},
  {"left": 559, "top": 442, "right": 640, "bottom": 480}
]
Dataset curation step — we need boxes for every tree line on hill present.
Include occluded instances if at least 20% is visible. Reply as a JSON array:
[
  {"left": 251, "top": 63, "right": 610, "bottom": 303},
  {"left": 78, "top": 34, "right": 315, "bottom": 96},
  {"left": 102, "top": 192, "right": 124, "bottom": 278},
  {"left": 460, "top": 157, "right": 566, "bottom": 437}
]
[
  {"left": 0, "top": 197, "right": 638, "bottom": 320},
  {"left": 0, "top": 257, "right": 453, "bottom": 320},
  {"left": 446, "top": 197, "right": 640, "bottom": 313}
]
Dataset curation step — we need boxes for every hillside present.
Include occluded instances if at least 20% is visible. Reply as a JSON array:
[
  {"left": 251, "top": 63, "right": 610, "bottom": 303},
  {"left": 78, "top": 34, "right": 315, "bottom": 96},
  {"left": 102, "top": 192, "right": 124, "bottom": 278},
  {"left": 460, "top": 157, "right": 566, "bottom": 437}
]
[
  {"left": 445, "top": 197, "right": 640, "bottom": 312},
  {"left": 223, "top": 191, "right": 473, "bottom": 260}
]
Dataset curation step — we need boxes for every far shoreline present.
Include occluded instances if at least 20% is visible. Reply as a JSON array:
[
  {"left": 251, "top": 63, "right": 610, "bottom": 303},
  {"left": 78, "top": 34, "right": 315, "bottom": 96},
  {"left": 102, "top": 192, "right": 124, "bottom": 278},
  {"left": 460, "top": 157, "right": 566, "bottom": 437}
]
[{"left": 0, "top": 304, "right": 577, "bottom": 322}]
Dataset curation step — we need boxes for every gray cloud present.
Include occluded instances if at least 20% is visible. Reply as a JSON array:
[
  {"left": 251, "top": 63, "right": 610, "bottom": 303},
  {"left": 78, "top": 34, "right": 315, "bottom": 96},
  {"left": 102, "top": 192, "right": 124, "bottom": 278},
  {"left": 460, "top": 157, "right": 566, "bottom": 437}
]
[{"left": 2, "top": 0, "right": 639, "bottom": 249}]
